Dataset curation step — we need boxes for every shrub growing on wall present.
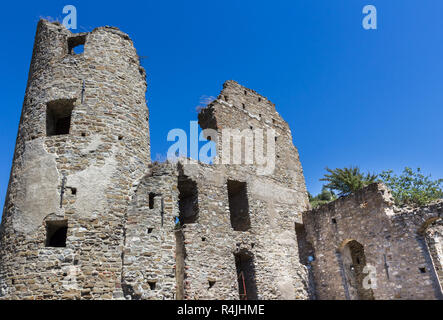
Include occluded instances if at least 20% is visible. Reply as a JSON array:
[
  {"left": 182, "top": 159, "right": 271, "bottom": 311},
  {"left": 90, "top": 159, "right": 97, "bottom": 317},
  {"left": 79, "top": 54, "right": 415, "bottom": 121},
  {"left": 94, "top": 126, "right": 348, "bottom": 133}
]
[
  {"left": 320, "top": 166, "right": 378, "bottom": 197},
  {"left": 380, "top": 167, "right": 443, "bottom": 207}
]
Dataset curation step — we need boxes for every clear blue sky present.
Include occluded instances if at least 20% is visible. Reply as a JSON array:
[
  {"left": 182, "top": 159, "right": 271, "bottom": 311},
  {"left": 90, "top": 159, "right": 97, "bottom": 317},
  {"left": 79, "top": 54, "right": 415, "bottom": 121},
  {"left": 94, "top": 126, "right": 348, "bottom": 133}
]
[{"left": 1, "top": 0, "right": 442, "bottom": 213}]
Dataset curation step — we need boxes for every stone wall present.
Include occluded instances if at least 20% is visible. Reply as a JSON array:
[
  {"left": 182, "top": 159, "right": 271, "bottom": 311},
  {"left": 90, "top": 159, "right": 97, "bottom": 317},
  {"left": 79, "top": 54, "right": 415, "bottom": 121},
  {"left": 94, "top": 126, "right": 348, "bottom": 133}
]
[
  {"left": 177, "top": 160, "right": 311, "bottom": 299},
  {"left": 303, "top": 183, "right": 443, "bottom": 300},
  {"left": 119, "top": 80, "right": 313, "bottom": 300},
  {"left": 181, "top": 80, "right": 312, "bottom": 299}
]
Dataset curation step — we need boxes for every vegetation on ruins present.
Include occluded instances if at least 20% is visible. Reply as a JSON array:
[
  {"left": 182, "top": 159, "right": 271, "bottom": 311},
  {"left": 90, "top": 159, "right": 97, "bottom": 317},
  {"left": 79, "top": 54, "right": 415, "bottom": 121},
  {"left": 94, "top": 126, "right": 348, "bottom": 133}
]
[
  {"left": 319, "top": 166, "right": 378, "bottom": 197},
  {"left": 308, "top": 187, "right": 337, "bottom": 209},
  {"left": 310, "top": 166, "right": 443, "bottom": 208},
  {"left": 379, "top": 167, "right": 443, "bottom": 207}
]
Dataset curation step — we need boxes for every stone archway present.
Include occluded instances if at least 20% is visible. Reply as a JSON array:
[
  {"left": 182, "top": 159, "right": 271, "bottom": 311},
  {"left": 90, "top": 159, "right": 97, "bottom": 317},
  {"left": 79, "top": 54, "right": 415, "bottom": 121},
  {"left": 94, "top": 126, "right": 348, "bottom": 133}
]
[{"left": 339, "top": 239, "right": 374, "bottom": 300}]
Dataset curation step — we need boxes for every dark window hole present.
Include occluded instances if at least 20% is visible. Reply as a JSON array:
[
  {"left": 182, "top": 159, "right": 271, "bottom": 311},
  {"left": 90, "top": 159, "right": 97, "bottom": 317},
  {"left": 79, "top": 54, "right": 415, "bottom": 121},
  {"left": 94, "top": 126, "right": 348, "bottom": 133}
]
[
  {"left": 46, "top": 220, "right": 68, "bottom": 248},
  {"left": 149, "top": 193, "right": 156, "bottom": 209},
  {"left": 178, "top": 176, "right": 199, "bottom": 224},
  {"left": 228, "top": 180, "right": 250, "bottom": 232},
  {"left": 148, "top": 281, "right": 157, "bottom": 290},
  {"left": 46, "top": 99, "right": 75, "bottom": 136}
]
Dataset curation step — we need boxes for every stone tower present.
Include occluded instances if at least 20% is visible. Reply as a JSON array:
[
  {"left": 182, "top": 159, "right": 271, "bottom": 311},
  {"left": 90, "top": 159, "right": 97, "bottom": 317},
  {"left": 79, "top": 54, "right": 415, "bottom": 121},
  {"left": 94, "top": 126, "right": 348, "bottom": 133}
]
[{"left": 0, "top": 20, "right": 150, "bottom": 299}]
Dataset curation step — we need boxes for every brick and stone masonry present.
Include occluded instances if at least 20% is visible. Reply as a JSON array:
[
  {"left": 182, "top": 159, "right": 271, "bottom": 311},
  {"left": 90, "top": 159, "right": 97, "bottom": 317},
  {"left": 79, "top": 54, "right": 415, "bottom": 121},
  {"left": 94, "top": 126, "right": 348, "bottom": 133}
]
[{"left": 0, "top": 20, "right": 442, "bottom": 300}]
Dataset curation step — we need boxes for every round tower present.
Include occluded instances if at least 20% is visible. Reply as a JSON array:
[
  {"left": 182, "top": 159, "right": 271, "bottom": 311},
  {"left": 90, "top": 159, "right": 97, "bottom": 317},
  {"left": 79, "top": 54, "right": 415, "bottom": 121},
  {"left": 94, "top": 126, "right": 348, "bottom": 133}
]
[{"left": 0, "top": 20, "right": 150, "bottom": 299}]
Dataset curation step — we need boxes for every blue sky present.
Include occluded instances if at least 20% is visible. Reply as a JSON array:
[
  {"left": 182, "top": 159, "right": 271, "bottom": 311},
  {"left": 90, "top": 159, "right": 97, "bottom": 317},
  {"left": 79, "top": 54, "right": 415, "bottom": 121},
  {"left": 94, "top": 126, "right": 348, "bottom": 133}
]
[{"left": 0, "top": 0, "right": 442, "bottom": 213}]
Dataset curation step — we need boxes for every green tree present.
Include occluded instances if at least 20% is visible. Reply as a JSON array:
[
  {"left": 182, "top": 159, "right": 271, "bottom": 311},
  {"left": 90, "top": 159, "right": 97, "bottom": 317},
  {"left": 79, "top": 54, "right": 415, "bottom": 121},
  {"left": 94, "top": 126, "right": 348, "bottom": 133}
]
[
  {"left": 379, "top": 167, "right": 443, "bottom": 207},
  {"left": 309, "top": 186, "right": 337, "bottom": 209},
  {"left": 320, "top": 166, "right": 378, "bottom": 197}
]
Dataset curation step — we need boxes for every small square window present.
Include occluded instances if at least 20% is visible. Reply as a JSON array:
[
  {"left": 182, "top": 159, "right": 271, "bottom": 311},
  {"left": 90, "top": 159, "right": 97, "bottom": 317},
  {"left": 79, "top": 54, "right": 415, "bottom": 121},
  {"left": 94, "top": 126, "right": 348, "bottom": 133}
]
[
  {"left": 46, "top": 99, "right": 75, "bottom": 136},
  {"left": 148, "top": 281, "right": 157, "bottom": 290},
  {"left": 45, "top": 220, "right": 68, "bottom": 247}
]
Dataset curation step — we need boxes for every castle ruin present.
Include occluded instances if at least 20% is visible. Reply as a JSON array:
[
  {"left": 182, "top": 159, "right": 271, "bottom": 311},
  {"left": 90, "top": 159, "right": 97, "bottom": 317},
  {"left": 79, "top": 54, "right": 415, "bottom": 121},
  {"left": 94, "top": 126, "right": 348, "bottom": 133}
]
[{"left": 0, "top": 20, "right": 441, "bottom": 300}]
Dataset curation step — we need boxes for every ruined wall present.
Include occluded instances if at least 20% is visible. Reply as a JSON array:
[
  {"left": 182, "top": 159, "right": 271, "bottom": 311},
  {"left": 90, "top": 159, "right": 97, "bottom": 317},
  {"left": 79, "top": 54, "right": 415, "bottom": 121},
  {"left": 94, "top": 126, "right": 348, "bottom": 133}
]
[
  {"left": 118, "top": 81, "right": 313, "bottom": 300},
  {"left": 177, "top": 162, "right": 311, "bottom": 300},
  {"left": 0, "top": 20, "right": 149, "bottom": 299},
  {"left": 303, "top": 183, "right": 443, "bottom": 300},
  {"left": 176, "top": 80, "right": 312, "bottom": 300}
]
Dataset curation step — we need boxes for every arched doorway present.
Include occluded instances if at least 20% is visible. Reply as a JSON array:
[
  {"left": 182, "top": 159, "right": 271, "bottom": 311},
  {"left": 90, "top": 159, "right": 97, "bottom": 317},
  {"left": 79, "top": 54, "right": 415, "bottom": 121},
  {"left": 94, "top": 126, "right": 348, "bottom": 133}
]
[{"left": 339, "top": 239, "right": 374, "bottom": 300}]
